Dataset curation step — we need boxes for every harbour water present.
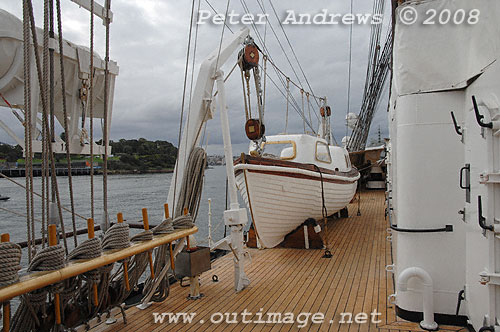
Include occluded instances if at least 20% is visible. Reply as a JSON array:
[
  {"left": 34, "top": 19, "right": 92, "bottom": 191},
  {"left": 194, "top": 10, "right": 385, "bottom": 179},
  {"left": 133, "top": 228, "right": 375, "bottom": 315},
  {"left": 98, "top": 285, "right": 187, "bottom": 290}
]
[{"left": 0, "top": 165, "right": 232, "bottom": 259}]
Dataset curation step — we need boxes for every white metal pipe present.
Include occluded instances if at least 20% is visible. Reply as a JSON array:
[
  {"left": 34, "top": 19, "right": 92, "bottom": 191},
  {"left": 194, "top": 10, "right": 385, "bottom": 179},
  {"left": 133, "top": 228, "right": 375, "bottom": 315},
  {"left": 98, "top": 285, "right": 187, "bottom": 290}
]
[
  {"left": 397, "top": 267, "right": 438, "bottom": 331},
  {"left": 303, "top": 225, "right": 309, "bottom": 249},
  {"left": 216, "top": 70, "right": 239, "bottom": 210}
]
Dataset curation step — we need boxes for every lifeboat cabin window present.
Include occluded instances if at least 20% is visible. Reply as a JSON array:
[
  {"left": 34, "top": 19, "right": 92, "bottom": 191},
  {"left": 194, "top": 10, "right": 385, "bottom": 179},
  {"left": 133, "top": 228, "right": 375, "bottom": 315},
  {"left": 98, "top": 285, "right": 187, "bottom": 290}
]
[
  {"left": 315, "top": 141, "right": 332, "bottom": 163},
  {"left": 262, "top": 141, "right": 297, "bottom": 160}
]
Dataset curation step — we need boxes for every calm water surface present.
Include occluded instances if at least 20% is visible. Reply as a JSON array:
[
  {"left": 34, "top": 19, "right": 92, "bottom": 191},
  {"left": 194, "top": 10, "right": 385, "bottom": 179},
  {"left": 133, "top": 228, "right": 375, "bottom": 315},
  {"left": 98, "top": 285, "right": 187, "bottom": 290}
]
[{"left": 0, "top": 166, "right": 237, "bottom": 266}]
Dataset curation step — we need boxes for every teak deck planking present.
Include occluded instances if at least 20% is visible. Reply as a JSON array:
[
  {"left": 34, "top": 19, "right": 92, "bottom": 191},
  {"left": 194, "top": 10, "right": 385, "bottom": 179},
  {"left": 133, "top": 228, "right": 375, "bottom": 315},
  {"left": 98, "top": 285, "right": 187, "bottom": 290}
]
[{"left": 98, "top": 191, "right": 470, "bottom": 332}]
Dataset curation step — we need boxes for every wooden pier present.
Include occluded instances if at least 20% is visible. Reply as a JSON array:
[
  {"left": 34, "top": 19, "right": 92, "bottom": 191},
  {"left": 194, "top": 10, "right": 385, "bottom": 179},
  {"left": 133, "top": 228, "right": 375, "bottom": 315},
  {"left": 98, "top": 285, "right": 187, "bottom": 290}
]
[
  {"left": 97, "top": 191, "right": 470, "bottom": 332},
  {"left": 0, "top": 167, "right": 98, "bottom": 177}
]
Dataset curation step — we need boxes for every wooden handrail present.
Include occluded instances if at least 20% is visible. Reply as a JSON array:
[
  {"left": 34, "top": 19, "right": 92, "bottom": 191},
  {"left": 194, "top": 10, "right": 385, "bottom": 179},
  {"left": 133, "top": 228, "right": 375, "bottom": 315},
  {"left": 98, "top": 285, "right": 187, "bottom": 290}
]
[{"left": 0, "top": 227, "right": 197, "bottom": 302}]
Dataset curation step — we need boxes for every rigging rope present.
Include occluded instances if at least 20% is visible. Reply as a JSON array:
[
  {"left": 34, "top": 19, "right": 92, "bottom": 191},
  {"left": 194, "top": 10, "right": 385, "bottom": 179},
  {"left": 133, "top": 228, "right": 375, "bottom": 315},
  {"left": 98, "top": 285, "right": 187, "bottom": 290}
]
[
  {"left": 249, "top": 0, "right": 304, "bottom": 94},
  {"left": 42, "top": 0, "right": 49, "bottom": 250},
  {"left": 0, "top": 206, "right": 43, "bottom": 223},
  {"left": 301, "top": 89, "right": 305, "bottom": 133},
  {"left": 285, "top": 77, "right": 290, "bottom": 133},
  {"left": 102, "top": 0, "right": 112, "bottom": 229},
  {"left": 306, "top": 93, "right": 315, "bottom": 132},
  {"left": 208, "top": 0, "right": 317, "bottom": 133},
  {"left": 27, "top": 0, "right": 69, "bottom": 254},
  {"left": 214, "top": 0, "right": 231, "bottom": 76},
  {"left": 267, "top": 0, "right": 321, "bottom": 107},
  {"left": 173, "top": 0, "right": 197, "bottom": 218},
  {"left": 240, "top": 61, "right": 250, "bottom": 121},
  {"left": 346, "top": 0, "right": 354, "bottom": 138},
  {"left": 23, "top": 0, "right": 34, "bottom": 262},
  {"left": 56, "top": 0, "right": 78, "bottom": 247},
  {"left": 187, "top": 0, "right": 201, "bottom": 119},
  {"left": 244, "top": 71, "right": 253, "bottom": 118},
  {"left": 204, "top": 0, "right": 234, "bottom": 33},
  {"left": 311, "top": 164, "right": 331, "bottom": 257},
  {"left": 263, "top": 55, "right": 267, "bottom": 121},
  {"left": 238, "top": 0, "right": 314, "bottom": 129},
  {"left": 89, "top": 0, "right": 95, "bottom": 221}
]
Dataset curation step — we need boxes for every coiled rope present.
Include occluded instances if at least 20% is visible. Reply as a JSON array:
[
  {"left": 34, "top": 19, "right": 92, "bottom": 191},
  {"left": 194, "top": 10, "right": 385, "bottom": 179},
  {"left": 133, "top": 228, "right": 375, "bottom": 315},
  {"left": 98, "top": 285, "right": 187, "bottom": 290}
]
[
  {"left": 67, "top": 238, "right": 102, "bottom": 261},
  {"left": 130, "top": 230, "right": 153, "bottom": 242},
  {"left": 143, "top": 214, "right": 194, "bottom": 303},
  {"left": 112, "top": 223, "right": 154, "bottom": 304},
  {"left": 11, "top": 244, "right": 66, "bottom": 332},
  {"left": 102, "top": 223, "right": 130, "bottom": 250},
  {"left": 152, "top": 218, "right": 175, "bottom": 235},
  {"left": 0, "top": 242, "right": 22, "bottom": 287},
  {"left": 173, "top": 215, "right": 196, "bottom": 230},
  {"left": 174, "top": 147, "right": 207, "bottom": 219},
  {"left": 28, "top": 245, "right": 65, "bottom": 272},
  {"left": 68, "top": 238, "right": 103, "bottom": 309}
]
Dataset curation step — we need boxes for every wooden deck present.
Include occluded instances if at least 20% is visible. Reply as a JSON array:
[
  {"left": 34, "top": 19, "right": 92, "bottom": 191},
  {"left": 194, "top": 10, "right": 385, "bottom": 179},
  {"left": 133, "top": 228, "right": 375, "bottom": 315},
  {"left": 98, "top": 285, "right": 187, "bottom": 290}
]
[{"left": 97, "top": 190, "right": 469, "bottom": 332}]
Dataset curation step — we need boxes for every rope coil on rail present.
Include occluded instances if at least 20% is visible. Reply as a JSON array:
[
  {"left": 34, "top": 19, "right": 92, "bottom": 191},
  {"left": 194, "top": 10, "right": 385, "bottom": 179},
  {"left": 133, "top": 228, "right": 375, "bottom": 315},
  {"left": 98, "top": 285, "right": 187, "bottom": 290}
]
[
  {"left": 111, "top": 225, "right": 151, "bottom": 304},
  {"left": 28, "top": 244, "right": 66, "bottom": 272},
  {"left": 11, "top": 244, "right": 66, "bottom": 332},
  {"left": 173, "top": 215, "right": 195, "bottom": 230},
  {"left": 102, "top": 223, "right": 130, "bottom": 250},
  {"left": 67, "top": 237, "right": 102, "bottom": 260},
  {"left": 0, "top": 242, "right": 22, "bottom": 287},
  {"left": 174, "top": 147, "right": 207, "bottom": 219},
  {"left": 130, "top": 230, "right": 153, "bottom": 242},
  {"left": 152, "top": 218, "right": 175, "bottom": 235},
  {"left": 68, "top": 237, "right": 103, "bottom": 308}
]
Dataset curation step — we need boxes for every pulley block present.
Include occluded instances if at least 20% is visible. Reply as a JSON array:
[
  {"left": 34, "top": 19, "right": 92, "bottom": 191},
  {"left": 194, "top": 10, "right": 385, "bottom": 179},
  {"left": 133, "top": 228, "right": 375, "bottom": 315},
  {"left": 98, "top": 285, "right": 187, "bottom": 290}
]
[
  {"left": 238, "top": 44, "right": 259, "bottom": 71},
  {"left": 245, "top": 118, "right": 265, "bottom": 140},
  {"left": 320, "top": 106, "right": 331, "bottom": 117}
]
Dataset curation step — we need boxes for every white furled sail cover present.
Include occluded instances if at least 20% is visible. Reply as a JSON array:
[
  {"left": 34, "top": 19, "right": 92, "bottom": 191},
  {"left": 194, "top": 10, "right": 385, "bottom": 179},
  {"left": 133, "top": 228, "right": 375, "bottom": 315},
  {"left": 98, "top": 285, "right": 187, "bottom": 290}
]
[{"left": 393, "top": 0, "right": 500, "bottom": 96}]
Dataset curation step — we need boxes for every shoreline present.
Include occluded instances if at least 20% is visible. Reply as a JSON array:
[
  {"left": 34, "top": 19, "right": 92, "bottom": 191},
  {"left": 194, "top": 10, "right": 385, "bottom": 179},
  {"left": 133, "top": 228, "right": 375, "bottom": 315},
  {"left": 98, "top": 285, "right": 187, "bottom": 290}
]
[{"left": 0, "top": 168, "right": 174, "bottom": 178}]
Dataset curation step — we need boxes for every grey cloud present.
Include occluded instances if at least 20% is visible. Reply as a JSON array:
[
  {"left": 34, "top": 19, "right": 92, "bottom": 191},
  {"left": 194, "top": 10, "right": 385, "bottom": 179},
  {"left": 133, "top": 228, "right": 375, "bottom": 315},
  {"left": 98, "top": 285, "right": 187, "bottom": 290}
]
[{"left": 0, "top": 0, "right": 390, "bottom": 152}]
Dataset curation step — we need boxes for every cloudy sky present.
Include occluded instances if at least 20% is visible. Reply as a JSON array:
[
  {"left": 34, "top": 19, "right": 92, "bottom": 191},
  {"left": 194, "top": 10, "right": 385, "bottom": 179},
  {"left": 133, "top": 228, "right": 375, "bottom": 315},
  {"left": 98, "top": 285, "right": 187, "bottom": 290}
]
[{"left": 0, "top": 0, "right": 391, "bottom": 155}]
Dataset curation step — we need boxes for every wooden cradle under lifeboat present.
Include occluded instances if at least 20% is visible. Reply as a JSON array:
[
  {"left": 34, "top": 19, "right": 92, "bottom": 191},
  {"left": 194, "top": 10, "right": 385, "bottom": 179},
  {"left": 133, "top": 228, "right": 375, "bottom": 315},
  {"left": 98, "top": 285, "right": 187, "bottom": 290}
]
[{"left": 234, "top": 134, "right": 360, "bottom": 248}]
